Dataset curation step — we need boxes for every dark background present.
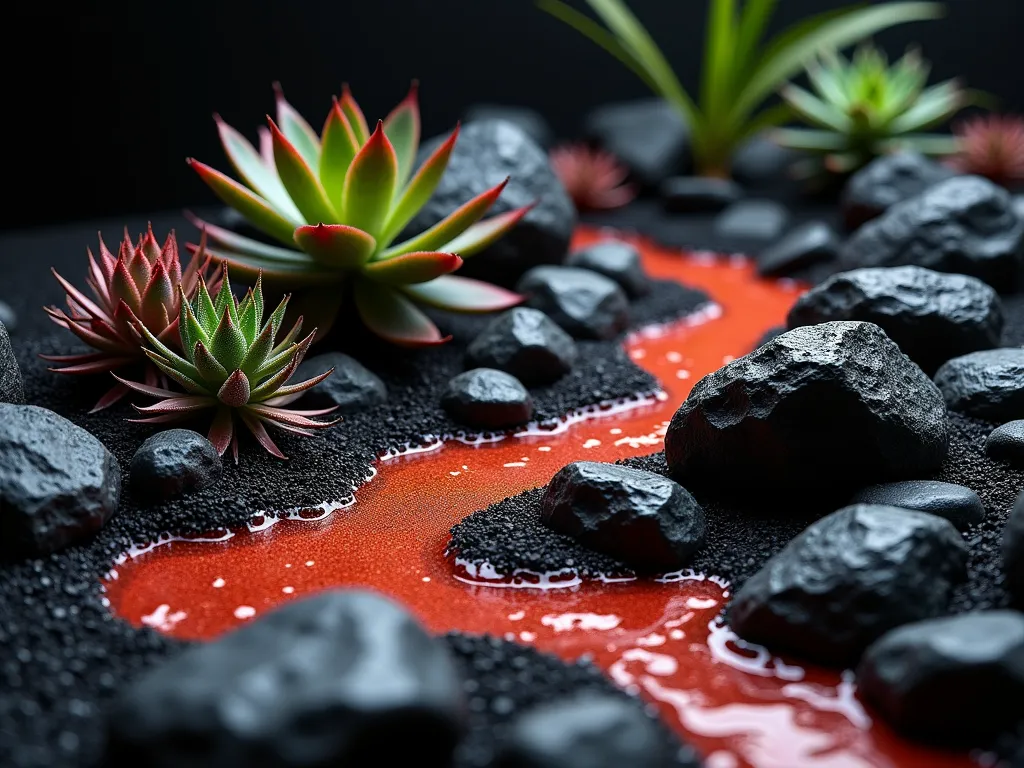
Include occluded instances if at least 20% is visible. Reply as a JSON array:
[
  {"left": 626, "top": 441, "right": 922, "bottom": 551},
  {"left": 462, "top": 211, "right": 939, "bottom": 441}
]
[{"left": 9, "top": 0, "right": 1022, "bottom": 231}]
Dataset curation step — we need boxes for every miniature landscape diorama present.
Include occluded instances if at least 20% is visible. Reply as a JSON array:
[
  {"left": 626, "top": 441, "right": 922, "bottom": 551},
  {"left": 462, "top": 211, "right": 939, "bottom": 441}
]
[{"left": 5, "top": 0, "right": 1024, "bottom": 766}]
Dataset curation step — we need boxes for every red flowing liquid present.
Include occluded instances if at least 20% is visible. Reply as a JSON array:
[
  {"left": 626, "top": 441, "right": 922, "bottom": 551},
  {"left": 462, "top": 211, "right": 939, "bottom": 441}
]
[{"left": 104, "top": 228, "right": 973, "bottom": 768}]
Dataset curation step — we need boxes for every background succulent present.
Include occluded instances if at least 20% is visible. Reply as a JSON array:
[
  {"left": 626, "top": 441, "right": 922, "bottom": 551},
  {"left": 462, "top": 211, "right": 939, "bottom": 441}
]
[
  {"left": 951, "top": 114, "right": 1024, "bottom": 187},
  {"left": 188, "top": 83, "right": 527, "bottom": 347},
  {"left": 549, "top": 143, "right": 637, "bottom": 211},
  {"left": 117, "top": 267, "right": 338, "bottom": 462},
  {"left": 775, "top": 44, "right": 967, "bottom": 176},
  {"left": 43, "top": 226, "right": 214, "bottom": 411}
]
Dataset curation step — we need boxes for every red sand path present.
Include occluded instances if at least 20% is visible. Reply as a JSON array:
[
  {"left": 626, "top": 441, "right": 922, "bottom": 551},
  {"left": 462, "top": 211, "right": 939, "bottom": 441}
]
[{"left": 104, "top": 227, "right": 976, "bottom": 768}]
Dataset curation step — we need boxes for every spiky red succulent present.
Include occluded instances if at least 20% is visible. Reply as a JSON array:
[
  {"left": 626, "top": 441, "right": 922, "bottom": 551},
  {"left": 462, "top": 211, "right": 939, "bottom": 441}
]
[
  {"left": 951, "top": 114, "right": 1024, "bottom": 187},
  {"left": 549, "top": 143, "right": 637, "bottom": 212},
  {"left": 43, "top": 226, "right": 215, "bottom": 411}
]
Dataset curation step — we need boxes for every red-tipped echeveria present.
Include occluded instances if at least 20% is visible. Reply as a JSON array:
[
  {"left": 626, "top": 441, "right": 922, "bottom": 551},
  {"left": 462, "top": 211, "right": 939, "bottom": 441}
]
[
  {"left": 43, "top": 225, "right": 215, "bottom": 411},
  {"left": 951, "top": 114, "right": 1024, "bottom": 187},
  {"left": 549, "top": 143, "right": 636, "bottom": 211},
  {"left": 187, "top": 82, "right": 529, "bottom": 347}
]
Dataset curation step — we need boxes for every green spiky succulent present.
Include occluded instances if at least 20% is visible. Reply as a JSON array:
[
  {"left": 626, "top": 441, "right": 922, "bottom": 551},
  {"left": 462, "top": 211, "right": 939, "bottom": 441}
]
[
  {"left": 187, "top": 82, "right": 527, "bottom": 347},
  {"left": 775, "top": 44, "right": 968, "bottom": 176},
  {"left": 116, "top": 266, "right": 338, "bottom": 462}
]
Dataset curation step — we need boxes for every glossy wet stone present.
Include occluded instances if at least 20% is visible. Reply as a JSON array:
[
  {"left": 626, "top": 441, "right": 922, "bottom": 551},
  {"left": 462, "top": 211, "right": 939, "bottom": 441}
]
[
  {"left": 0, "top": 319, "right": 23, "bottom": 404},
  {"left": 129, "top": 429, "right": 222, "bottom": 503},
  {"left": 787, "top": 266, "right": 1004, "bottom": 374},
  {"left": 666, "top": 322, "right": 949, "bottom": 496},
  {"left": 0, "top": 404, "right": 120, "bottom": 557},
  {"left": 566, "top": 240, "right": 650, "bottom": 297},
  {"left": 442, "top": 369, "right": 534, "bottom": 429},
  {"left": 934, "top": 348, "right": 1024, "bottom": 421},
  {"left": 466, "top": 308, "right": 577, "bottom": 387},
  {"left": 517, "top": 266, "right": 629, "bottom": 340},
  {"left": 849, "top": 480, "right": 984, "bottom": 531},
  {"left": 986, "top": 420, "right": 1024, "bottom": 466},
  {"left": 583, "top": 99, "right": 690, "bottom": 187},
  {"left": 541, "top": 461, "right": 706, "bottom": 572},
  {"left": 106, "top": 590, "right": 466, "bottom": 768},
  {"left": 857, "top": 611, "right": 1024, "bottom": 742},
  {"left": 839, "top": 175, "right": 1024, "bottom": 292},
  {"left": 729, "top": 504, "right": 968, "bottom": 666},
  {"left": 295, "top": 351, "right": 387, "bottom": 412},
  {"left": 462, "top": 104, "right": 553, "bottom": 149},
  {"left": 713, "top": 199, "right": 789, "bottom": 243},
  {"left": 1004, "top": 491, "right": 1024, "bottom": 605},
  {"left": 756, "top": 221, "right": 839, "bottom": 278},
  {"left": 841, "top": 151, "right": 957, "bottom": 231},
  {"left": 659, "top": 176, "right": 741, "bottom": 213}
]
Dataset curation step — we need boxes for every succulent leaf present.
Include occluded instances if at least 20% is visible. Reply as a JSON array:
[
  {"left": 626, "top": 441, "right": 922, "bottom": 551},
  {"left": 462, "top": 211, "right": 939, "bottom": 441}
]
[
  {"left": 188, "top": 158, "right": 300, "bottom": 244},
  {"left": 353, "top": 278, "right": 448, "bottom": 347},
  {"left": 210, "top": 310, "right": 248, "bottom": 372},
  {"left": 441, "top": 205, "right": 535, "bottom": 258},
  {"left": 320, "top": 98, "right": 361, "bottom": 210},
  {"left": 218, "top": 369, "right": 252, "bottom": 407},
  {"left": 293, "top": 224, "right": 376, "bottom": 269},
  {"left": 215, "top": 115, "right": 303, "bottom": 221},
  {"left": 342, "top": 121, "right": 398, "bottom": 240},
  {"left": 401, "top": 275, "right": 524, "bottom": 313},
  {"left": 273, "top": 82, "right": 322, "bottom": 169},
  {"left": 193, "top": 341, "right": 229, "bottom": 383},
  {"left": 380, "top": 126, "right": 460, "bottom": 246},
  {"left": 339, "top": 84, "right": 370, "bottom": 143},
  {"left": 363, "top": 251, "right": 463, "bottom": 285},
  {"left": 268, "top": 118, "right": 339, "bottom": 225},
  {"left": 382, "top": 81, "right": 421, "bottom": 188}
]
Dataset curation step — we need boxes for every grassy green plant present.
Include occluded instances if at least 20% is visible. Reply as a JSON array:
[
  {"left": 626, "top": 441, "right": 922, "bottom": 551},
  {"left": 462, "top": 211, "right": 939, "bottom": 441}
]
[{"left": 538, "top": 0, "right": 945, "bottom": 178}]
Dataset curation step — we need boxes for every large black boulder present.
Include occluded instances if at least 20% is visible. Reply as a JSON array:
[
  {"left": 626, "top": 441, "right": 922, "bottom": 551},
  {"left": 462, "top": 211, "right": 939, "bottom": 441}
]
[
  {"left": 0, "top": 404, "right": 120, "bottom": 557},
  {"left": 1004, "top": 490, "right": 1024, "bottom": 605},
  {"left": 840, "top": 151, "right": 958, "bottom": 231},
  {"left": 849, "top": 480, "right": 984, "bottom": 531},
  {"left": 517, "top": 266, "right": 629, "bottom": 340},
  {"left": 857, "top": 611, "right": 1024, "bottom": 742},
  {"left": 838, "top": 175, "right": 1024, "bottom": 292},
  {"left": 295, "top": 352, "right": 387, "bottom": 412},
  {"left": 665, "top": 322, "right": 949, "bottom": 497},
  {"left": 583, "top": 99, "right": 690, "bottom": 187},
  {"left": 129, "top": 429, "right": 222, "bottom": 503},
  {"left": 404, "top": 120, "right": 575, "bottom": 287},
  {"left": 729, "top": 504, "right": 968, "bottom": 666},
  {"left": 466, "top": 308, "right": 577, "bottom": 387},
  {"left": 787, "top": 266, "right": 1004, "bottom": 374},
  {"left": 0, "top": 319, "right": 23, "bottom": 404},
  {"left": 106, "top": 590, "right": 466, "bottom": 768},
  {"left": 541, "top": 461, "right": 706, "bottom": 572},
  {"left": 933, "top": 348, "right": 1024, "bottom": 422}
]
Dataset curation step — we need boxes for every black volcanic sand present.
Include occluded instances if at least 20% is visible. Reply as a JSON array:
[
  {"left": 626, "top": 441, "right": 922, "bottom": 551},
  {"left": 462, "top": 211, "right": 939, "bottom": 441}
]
[{"left": 0, "top": 213, "right": 709, "bottom": 767}]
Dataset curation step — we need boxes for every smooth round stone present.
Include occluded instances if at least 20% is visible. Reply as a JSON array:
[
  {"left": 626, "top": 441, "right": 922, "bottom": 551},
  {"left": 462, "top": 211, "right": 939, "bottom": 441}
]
[
  {"left": 466, "top": 308, "right": 577, "bottom": 387},
  {"left": 756, "top": 221, "right": 839, "bottom": 278},
  {"left": 130, "top": 429, "right": 222, "bottom": 502},
  {"left": 565, "top": 240, "right": 650, "bottom": 297},
  {"left": 934, "top": 349, "right": 1024, "bottom": 422},
  {"left": 849, "top": 480, "right": 984, "bottom": 531},
  {"left": 659, "top": 176, "right": 742, "bottom": 213},
  {"left": 986, "top": 420, "right": 1024, "bottom": 466},
  {"left": 713, "top": 199, "right": 789, "bottom": 242},
  {"left": 442, "top": 369, "right": 533, "bottom": 429},
  {"left": 295, "top": 352, "right": 387, "bottom": 412}
]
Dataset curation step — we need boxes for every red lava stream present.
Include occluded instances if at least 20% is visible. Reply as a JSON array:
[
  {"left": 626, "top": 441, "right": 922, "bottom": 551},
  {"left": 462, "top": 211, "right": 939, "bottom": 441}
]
[{"left": 105, "top": 228, "right": 974, "bottom": 768}]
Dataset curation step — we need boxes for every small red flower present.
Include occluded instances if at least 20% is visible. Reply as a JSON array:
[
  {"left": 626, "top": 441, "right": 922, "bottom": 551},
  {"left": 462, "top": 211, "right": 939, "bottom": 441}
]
[
  {"left": 952, "top": 114, "right": 1024, "bottom": 187},
  {"left": 550, "top": 143, "right": 637, "bottom": 212}
]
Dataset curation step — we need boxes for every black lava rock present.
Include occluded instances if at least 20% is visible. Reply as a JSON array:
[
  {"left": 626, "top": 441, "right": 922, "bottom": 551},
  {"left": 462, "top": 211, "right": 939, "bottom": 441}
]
[
  {"left": 442, "top": 368, "right": 534, "bottom": 429},
  {"left": 583, "top": 99, "right": 690, "bottom": 187},
  {"left": 665, "top": 322, "right": 950, "bottom": 497},
  {"left": 986, "top": 420, "right": 1024, "bottom": 466},
  {"left": 405, "top": 120, "right": 575, "bottom": 287},
  {"left": 849, "top": 480, "right": 984, "bottom": 531},
  {"left": 494, "top": 692, "right": 692, "bottom": 768},
  {"left": 129, "top": 429, "right": 222, "bottom": 503},
  {"left": 106, "top": 590, "right": 466, "bottom": 768},
  {"left": 541, "top": 461, "right": 706, "bottom": 572},
  {"left": 857, "top": 610, "right": 1024, "bottom": 742},
  {"left": 838, "top": 176, "right": 1024, "bottom": 292},
  {"left": 732, "top": 135, "right": 800, "bottom": 187},
  {"left": 786, "top": 266, "right": 1004, "bottom": 374},
  {"left": 517, "top": 266, "right": 629, "bottom": 340},
  {"left": 714, "top": 199, "right": 789, "bottom": 243},
  {"left": 0, "top": 404, "right": 120, "bottom": 557},
  {"left": 0, "top": 319, "right": 23, "bottom": 404},
  {"left": 659, "top": 176, "right": 742, "bottom": 213},
  {"left": 295, "top": 351, "right": 387, "bottom": 412},
  {"left": 729, "top": 504, "right": 968, "bottom": 666},
  {"left": 466, "top": 308, "right": 577, "bottom": 387},
  {"left": 1004, "top": 491, "right": 1024, "bottom": 604},
  {"left": 565, "top": 240, "right": 650, "bottom": 298},
  {"left": 841, "top": 151, "right": 957, "bottom": 231},
  {"left": 756, "top": 221, "right": 840, "bottom": 278},
  {"left": 934, "top": 348, "right": 1024, "bottom": 421},
  {"left": 0, "top": 300, "right": 16, "bottom": 331},
  {"left": 462, "top": 104, "right": 554, "bottom": 149}
]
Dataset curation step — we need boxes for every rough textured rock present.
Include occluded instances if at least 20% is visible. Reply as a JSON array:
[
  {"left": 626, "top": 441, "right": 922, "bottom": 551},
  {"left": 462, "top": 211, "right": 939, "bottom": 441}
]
[
  {"left": 0, "top": 300, "right": 16, "bottom": 332},
  {"left": 659, "top": 176, "right": 741, "bottom": 213},
  {"left": 465, "top": 308, "right": 577, "bottom": 387},
  {"left": 442, "top": 369, "right": 534, "bottom": 430},
  {"left": 849, "top": 480, "right": 984, "bottom": 531},
  {"left": 0, "top": 319, "right": 24, "bottom": 404},
  {"left": 295, "top": 352, "right": 387, "bottom": 412},
  {"left": 565, "top": 240, "right": 650, "bottom": 298},
  {"left": 0, "top": 404, "right": 120, "bottom": 557},
  {"left": 462, "top": 104, "right": 553, "bottom": 149},
  {"left": 129, "top": 429, "right": 222, "bottom": 502},
  {"left": 934, "top": 348, "right": 1024, "bottom": 421},
  {"left": 838, "top": 175, "right": 1024, "bottom": 292},
  {"left": 857, "top": 611, "right": 1024, "bottom": 741},
  {"left": 541, "top": 461, "right": 706, "bottom": 572},
  {"left": 583, "top": 99, "right": 690, "bottom": 187},
  {"left": 517, "top": 266, "right": 629, "bottom": 340},
  {"left": 841, "top": 151, "right": 957, "bottom": 231},
  {"left": 729, "top": 504, "right": 968, "bottom": 665},
  {"left": 106, "top": 590, "right": 466, "bottom": 768},
  {"left": 405, "top": 120, "right": 575, "bottom": 287},
  {"left": 714, "top": 199, "right": 789, "bottom": 244},
  {"left": 756, "top": 221, "right": 840, "bottom": 278},
  {"left": 787, "top": 266, "right": 1004, "bottom": 374},
  {"left": 1004, "top": 491, "right": 1024, "bottom": 605},
  {"left": 986, "top": 420, "right": 1024, "bottom": 466},
  {"left": 494, "top": 692, "right": 691, "bottom": 768},
  {"left": 666, "top": 322, "right": 950, "bottom": 496}
]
